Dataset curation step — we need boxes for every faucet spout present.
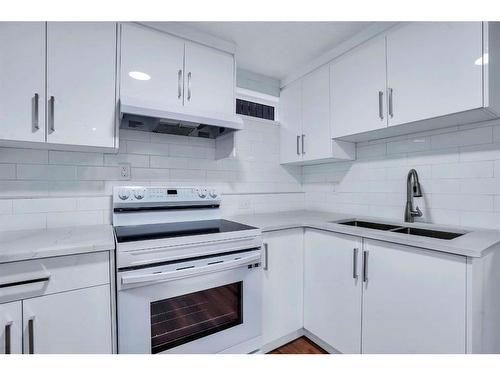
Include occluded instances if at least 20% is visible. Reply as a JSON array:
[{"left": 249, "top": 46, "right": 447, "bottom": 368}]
[{"left": 405, "top": 169, "right": 423, "bottom": 223}]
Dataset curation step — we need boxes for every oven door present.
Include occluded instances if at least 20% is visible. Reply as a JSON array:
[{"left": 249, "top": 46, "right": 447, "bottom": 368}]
[{"left": 117, "top": 249, "right": 262, "bottom": 354}]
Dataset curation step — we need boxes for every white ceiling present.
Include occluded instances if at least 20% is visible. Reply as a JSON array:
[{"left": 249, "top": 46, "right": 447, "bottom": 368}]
[{"left": 181, "top": 22, "right": 374, "bottom": 80}]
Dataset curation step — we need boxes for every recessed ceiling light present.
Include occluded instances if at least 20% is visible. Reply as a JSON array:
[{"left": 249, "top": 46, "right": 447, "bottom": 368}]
[
  {"left": 129, "top": 71, "right": 151, "bottom": 81},
  {"left": 475, "top": 53, "right": 489, "bottom": 66}
]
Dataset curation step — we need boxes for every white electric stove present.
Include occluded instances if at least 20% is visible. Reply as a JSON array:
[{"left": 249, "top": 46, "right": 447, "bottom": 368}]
[{"left": 112, "top": 186, "right": 263, "bottom": 354}]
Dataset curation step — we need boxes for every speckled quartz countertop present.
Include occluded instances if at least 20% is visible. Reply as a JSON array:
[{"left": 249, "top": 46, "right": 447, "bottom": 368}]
[
  {"left": 229, "top": 210, "right": 500, "bottom": 258},
  {"left": 0, "top": 224, "right": 115, "bottom": 264}
]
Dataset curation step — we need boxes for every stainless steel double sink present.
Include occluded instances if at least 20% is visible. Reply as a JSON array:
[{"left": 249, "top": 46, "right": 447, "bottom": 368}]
[{"left": 333, "top": 219, "right": 465, "bottom": 240}]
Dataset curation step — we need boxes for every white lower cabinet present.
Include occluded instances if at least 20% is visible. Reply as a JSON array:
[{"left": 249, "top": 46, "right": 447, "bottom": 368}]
[
  {"left": 0, "top": 301, "right": 22, "bottom": 354},
  {"left": 22, "top": 285, "right": 112, "bottom": 354},
  {"left": 261, "top": 229, "right": 304, "bottom": 348},
  {"left": 303, "top": 229, "right": 467, "bottom": 354},
  {"left": 304, "top": 229, "right": 363, "bottom": 353},
  {"left": 0, "top": 252, "right": 113, "bottom": 354},
  {"left": 361, "top": 239, "right": 466, "bottom": 354}
]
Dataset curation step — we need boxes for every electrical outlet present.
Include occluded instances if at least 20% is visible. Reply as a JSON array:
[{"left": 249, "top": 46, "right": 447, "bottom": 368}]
[
  {"left": 238, "top": 199, "right": 251, "bottom": 209},
  {"left": 119, "top": 163, "right": 131, "bottom": 180}
]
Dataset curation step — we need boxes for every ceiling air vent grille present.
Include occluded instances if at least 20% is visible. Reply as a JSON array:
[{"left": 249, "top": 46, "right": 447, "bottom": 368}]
[{"left": 236, "top": 99, "right": 275, "bottom": 121}]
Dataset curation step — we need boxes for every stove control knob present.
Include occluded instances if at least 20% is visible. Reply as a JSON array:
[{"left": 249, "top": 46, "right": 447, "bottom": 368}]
[
  {"left": 197, "top": 189, "right": 207, "bottom": 198},
  {"left": 118, "top": 190, "right": 130, "bottom": 200},
  {"left": 209, "top": 190, "right": 218, "bottom": 199},
  {"left": 134, "top": 189, "right": 145, "bottom": 200}
]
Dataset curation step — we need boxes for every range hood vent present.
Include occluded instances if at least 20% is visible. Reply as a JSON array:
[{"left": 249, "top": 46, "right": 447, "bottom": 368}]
[{"left": 120, "top": 99, "right": 244, "bottom": 139}]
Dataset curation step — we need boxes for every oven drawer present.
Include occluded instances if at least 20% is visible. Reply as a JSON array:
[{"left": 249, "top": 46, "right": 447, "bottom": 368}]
[{"left": 0, "top": 252, "right": 110, "bottom": 304}]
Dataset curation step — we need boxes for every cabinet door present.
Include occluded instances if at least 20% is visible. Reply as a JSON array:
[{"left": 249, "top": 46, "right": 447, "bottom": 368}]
[
  {"left": 0, "top": 301, "right": 22, "bottom": 354},
  {"left": 46, "top": 22, "right": 117, "bottom": 148},
  {"left": 0, "top": 22, "right": 45, "bottom": 143},
  {"left": 301, "top": 65, "right": 331, "bottom": 162},
  {"left": 386, "top": 22, "right": 483, "bottom": 126},
  {"left": 331, "top": 37, "right": 387, "bottom": 138},
  {"left": 304, "top": 230, "right": 363, "bottom": 353},
  {"left": 262, "top": 229, "right": 304, "bottom": 346},
  {"left": 184, "top": 42, "right": 234, "bottom": 115},
  {"left": 361, "top": 239, "right": 466, "bottom": 353},
  {"left": 120, "top": 23, "right": 185, "bottom": 109},
  {"left": 279, "top": 80, "right": 302, "bottom": 164},
  {"left": 22, "top": 285, "right": 112, "bottom": 354}
]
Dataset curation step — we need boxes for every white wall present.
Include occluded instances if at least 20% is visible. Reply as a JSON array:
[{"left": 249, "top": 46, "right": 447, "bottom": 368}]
[
  {"left": 303, "top": 120, "right": 500, "bottom": 230},
  {"left": 0, "top": 117, "right": 303, "bottom": 231}
]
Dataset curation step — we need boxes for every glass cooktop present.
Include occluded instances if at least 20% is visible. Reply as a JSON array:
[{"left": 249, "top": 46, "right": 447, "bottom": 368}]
[{"left": 114, "top": 219, "right": 257, "bottom": 243}]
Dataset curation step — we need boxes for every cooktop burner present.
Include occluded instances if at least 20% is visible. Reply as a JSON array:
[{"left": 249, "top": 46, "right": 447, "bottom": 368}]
[{"left": 114, "top": 219, "right": 257, "bottom": 243}]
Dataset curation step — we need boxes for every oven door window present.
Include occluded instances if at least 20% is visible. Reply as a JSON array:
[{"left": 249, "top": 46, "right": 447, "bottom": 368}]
[{"left": 150, "top": 282, "right": 243, "bottom": 353}]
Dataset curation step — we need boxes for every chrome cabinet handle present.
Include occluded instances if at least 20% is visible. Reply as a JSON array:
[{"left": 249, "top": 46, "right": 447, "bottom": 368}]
[
  {"left": 296, "top": 135, "right": 300, "bottom": 155},
  {"left": 32, "top": 93, "right": 39, "bottom": 132},
  {"left": 388, "top": 88, "right": 394, "bottom": 118},
  {"left": 187, "top": 72, "right": 192, "bottom": 101},
  {"left": 28, "top": 318, "right": 34, "bottom": 354},
  {"left": 263, "top": 243, "right": 269, "bottom": 270},
  {"left": 378, "top": 91, "right": 384, "bottom": 120},
  {"left": 48, "top": 96, "right": 55, "bottom": 133},
  {"left": 353, "top": 248, "right": 359, "bottom": 279},
  {"left": 301, "top": 134, "right": 305, "bottom": 155},
  {"left": 362, "top": 251, "right": 368, "bottom": 283},
  {"left": 177, "top": 69, "right": 182, "bottom": 99},
  {"left": 4, "top": 323, "right": 11, "bottom": 354}
]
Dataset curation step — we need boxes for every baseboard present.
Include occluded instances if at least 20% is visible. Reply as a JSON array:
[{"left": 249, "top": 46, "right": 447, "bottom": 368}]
[
  {"left": 259, "top": 329, "right": 305, "bottom": 353},
  {"left": 303, "top": 330, "right": 341, "bottom": 354}
]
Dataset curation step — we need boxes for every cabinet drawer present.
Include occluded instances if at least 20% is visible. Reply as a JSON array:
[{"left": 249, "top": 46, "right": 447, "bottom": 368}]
[{"left": 0, "top": 252, "right": 110, "bottom": 304}]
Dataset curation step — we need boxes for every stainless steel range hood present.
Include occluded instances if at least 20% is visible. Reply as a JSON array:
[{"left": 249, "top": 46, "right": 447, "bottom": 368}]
[{"left": 120, "top": 98, "right": 244, "bottom": 139}]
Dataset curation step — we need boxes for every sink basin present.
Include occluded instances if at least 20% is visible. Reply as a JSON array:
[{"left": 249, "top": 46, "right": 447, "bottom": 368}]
[
  {"left": 335, "top": 220, "right": 401, "bottom": 231},
  {"left": 391, "top": 227, "right": 464, "bottom": 240}
]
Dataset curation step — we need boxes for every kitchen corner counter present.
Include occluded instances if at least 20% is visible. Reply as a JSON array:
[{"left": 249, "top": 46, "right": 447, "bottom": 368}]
[
  {"left": 0, "top": 224, "right": 115, "bottom": 264},
  {"left": 229, "top": 210, "right": 500, "bottom": 258}
]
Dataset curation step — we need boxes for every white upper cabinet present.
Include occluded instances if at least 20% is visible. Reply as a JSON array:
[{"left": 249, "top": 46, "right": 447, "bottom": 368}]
[
  {"left": 331, "top": 37, "right": 388, "bottom": 138},
  {"left": 0, "top": 22, "right": 46, "bottom": 143},
  {"left": 46, "top": 22, "right": 118, "bottom": 148},
  {"left": 279, "top": 80, "right": 302, "bottom": 164},
  {"left": 279, "top": 66, "right": 355, "bottom": 165},
  {"left": 301, "top": 65, "right": 332, "bottom": 162},
  {"left": 120, "top": 23, "right": 185, "bottom": 109},
  {"left": 184, "top": 42, "right": 235, "bottom": 115},
  {"left": 386, "top": 22, "right": 483, "bottom": 127},
  {"left": 361, "top": 239, "right": 466, "bottom": 354},
  {"left": 120, "top": 24, "right": 236, "bottom": 117}
]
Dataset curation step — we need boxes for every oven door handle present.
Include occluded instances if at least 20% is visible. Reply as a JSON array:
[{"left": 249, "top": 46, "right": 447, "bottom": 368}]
[{"left": 120, "top": 251, "right": 261, "bottom": 286}]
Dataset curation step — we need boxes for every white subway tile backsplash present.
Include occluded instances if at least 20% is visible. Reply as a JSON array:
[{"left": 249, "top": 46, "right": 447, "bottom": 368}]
[
  {"left": 104, "top": 153, "right": 149, "bottom": 168},
  {"left": 13, "top": 197, "right": 77, "bottom": 213},
  {"left": 430, "top": 126, "right": 493, "bottom": 149},
  {"left": 0, "top": 200, "right": 13, "bottom": 214},
  {"left": 0, "top": 213, "right": 46, "bottom": 231},
  {"left": 17, "top": 165, "right": 77, "bottom": 180},
  {"left": 0, "top": 148, "right": 48, "bottom": 164},
  {"left": 304, "top": 121, "right": 500, "bottom": 229},
  {"left": 49, "top": 151, "right": 104, "bottom": 166},
  {"left": 0, "top": 164, "right": 16, "bottom": 179}
]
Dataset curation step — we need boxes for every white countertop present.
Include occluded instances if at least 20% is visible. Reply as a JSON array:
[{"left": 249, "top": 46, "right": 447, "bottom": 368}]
[
  {"left": 0, "top": 224, "right": 115, "bottom": 264},
  {"left": 230, "top": 210, "right": 500, "bottom": 258}
]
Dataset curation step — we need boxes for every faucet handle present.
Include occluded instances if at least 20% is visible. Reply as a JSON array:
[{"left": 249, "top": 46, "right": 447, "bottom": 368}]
[{"left": 413, "top": 206, "right": 423, "bottom": 217}]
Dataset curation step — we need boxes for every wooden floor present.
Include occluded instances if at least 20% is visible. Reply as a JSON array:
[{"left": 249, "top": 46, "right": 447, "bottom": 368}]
[{"left": 267, "top": 336, "right": 328, "bottom": 354}]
